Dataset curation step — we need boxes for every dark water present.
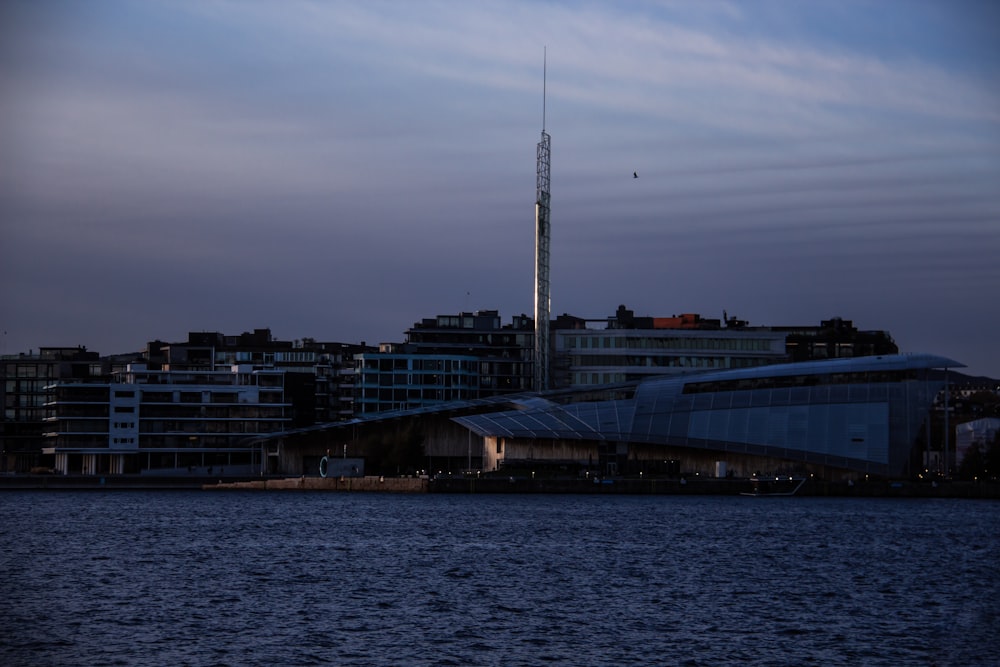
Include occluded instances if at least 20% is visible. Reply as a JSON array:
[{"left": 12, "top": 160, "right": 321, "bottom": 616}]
[{"left": 2, "top": 492, "right": 998, "bottom": 666}]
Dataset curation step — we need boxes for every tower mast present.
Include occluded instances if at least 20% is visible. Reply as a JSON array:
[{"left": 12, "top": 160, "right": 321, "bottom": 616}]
[{"left": 534, "top": 49, "right": 551, "bottom": 392}]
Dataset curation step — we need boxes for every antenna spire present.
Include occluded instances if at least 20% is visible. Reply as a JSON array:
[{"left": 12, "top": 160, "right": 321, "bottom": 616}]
[
  {"left": 535, "top": 48, "right": 551, "bottom": 392},
  {"left": 542, "top": 46, "right": 547, "bottom": 132}
]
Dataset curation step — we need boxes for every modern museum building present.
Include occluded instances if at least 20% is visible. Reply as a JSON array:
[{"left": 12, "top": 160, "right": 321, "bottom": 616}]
[{"left": 453, "top": 353, "right": 960, "bottom": 480}]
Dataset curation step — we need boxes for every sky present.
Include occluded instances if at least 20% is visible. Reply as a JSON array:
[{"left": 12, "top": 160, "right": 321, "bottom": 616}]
[{"left": 1, "top": 0, "right": 999, "bottom": 377}]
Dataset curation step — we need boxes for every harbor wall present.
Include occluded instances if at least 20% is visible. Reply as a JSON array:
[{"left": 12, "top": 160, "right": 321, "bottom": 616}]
[
  {"left": 205, "top": 476, "right": 428, "bottom": 492},
  {"left": 427, "top": 476, "right": 1000, "bottom": 498},
  {"left": 2, "top": 474, "right": 998, "bottom": 498}
]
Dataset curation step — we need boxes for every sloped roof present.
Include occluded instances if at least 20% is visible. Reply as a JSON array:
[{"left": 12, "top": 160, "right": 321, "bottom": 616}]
[{"left": 454, "top": 353, "right": 963, "bottom": 440}]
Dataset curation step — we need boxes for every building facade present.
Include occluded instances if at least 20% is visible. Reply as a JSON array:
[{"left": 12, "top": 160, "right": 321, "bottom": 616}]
[
  {"left": 455, "top": 353, "right": 958, "bottom": 480},
  {"left": 954, "top": 417, "right": 1000, "bottom": 468},
  {"left": 145, "top": 329, "right": 367, "bottom": 423},
  {"left": 353, "top": 310, "right": 535, "bottom": 414},
  {"left": 354, "top": 345, "right": 482, "bottom": 415},
  {"left": 38, "top": 330, "right": 367, "bottom": 475},
  {"left": 551, "top": 306, "right": 898, "bottom": 389},
  {"left": 404, "top": 310, "right": 534, "bottom": 395},
  {"left": 43, "top": 363, "right": 301, "bottom": 475},
  {"left": 1, "top": 347, "right": 106, "bottom": 472}
]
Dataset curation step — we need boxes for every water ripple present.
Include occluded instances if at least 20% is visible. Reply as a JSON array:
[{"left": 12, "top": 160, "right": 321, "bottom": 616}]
[{"left": 2, "top": 492, "right": 998, "bottom": 666}]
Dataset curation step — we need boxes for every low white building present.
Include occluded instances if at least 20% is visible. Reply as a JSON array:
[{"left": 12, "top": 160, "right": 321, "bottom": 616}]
[
  {"left": 955, "top": 417, "right": 1000, "bottom": 464},
  {"left": 43, "top": 363, "right": 295, "bottom": 476}
]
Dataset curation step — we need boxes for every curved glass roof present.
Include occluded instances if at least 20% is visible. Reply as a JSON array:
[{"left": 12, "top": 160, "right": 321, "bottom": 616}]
[
  {"left": 640, "top": 352, "right": 962, "bottom": 389},
  {"left": 454, "top": 353, "right": 962, "bottom": 441}
]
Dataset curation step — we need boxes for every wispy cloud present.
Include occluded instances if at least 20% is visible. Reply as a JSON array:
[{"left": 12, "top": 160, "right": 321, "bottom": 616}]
[{"left": 1, "top": 0, "right": 998, "bottom": 375}]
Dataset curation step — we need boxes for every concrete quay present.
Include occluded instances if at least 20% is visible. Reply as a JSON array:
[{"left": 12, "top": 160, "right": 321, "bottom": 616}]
[
  {"left": 0, "top": 473, "right": 228, "bottom": 490},
  {"left": 427, "top": 476, "right": 1000, "bottom": 498},
  {"left": 3, "top": 473, "right": 997, "bottom": 498},
  {"left": 209, "top": 474, "right": 1000, "bottom": 498},
  {"left": 204, "top": 476, "right": 428, "bottom": 492}
]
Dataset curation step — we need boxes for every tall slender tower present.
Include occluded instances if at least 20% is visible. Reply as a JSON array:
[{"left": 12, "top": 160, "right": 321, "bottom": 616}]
[{"left": 534, "top": 51, "right": 551, "bottom": 392}]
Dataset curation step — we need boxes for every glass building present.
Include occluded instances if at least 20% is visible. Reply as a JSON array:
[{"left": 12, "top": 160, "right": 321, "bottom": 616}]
[{"left": 454, "top": 353, "right": 961, "bottom": 479}]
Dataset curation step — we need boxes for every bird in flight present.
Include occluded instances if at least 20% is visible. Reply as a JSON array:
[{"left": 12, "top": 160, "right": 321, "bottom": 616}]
[{"left": 633, "top": 171, "right": 638, "bottom": 178}]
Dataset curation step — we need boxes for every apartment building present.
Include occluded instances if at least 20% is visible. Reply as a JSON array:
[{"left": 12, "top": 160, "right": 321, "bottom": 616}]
[
  {"left": 39, "top": 330, "right": 368, "bottom": 475},
  {"left": 43, "top": 362, "right": 298, "bottom": 475},
  {"left": 551, "top": 306, "right": 898, "bottom": 389},
  {"left": 1, "top": 347, "right": 106, "bottom": 472},
  {"left": 354, "top": 311, "right": 536, "bottom": 414}
]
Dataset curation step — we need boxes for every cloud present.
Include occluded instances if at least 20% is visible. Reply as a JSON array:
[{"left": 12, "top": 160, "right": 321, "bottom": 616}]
[{"left": 1, "top": 0, "right": 998, "bottom": 376}]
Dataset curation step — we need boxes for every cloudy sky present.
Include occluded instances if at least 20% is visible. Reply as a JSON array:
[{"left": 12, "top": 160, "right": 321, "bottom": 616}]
[{"left": 2, "top": 1, "right": 999, "bottom": 377}]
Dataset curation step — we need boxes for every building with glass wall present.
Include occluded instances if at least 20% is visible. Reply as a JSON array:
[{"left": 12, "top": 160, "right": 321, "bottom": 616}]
[
  {"left": 351, "top": 310, "right": 535, "bottom": 414},
  {"left": 354, "top": 346, "right": 482, "bottom": 415},
  {"left": 454, "top": 353, "right": 960, "bottom": 479},
  {"left": 551, "top": 306, "right": 898, "bottom": 389},
  {"left": 403, "top": 310, "right": 534, "bottom": 395}
]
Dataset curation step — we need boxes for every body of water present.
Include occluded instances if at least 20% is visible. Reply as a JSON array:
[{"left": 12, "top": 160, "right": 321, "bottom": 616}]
[{"left": 2, "top": 491, "right": 998, "bottom": 666}]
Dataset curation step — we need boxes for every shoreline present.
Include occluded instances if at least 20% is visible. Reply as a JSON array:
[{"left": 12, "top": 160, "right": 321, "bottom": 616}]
[{"left": 2, "top": 473, "right": 998, "bottom": 498}]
